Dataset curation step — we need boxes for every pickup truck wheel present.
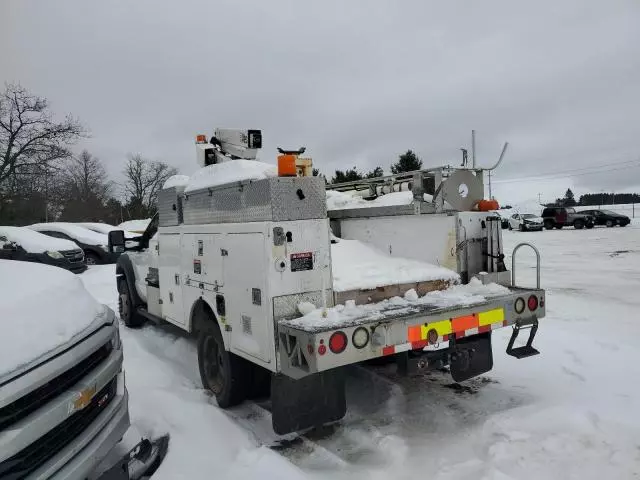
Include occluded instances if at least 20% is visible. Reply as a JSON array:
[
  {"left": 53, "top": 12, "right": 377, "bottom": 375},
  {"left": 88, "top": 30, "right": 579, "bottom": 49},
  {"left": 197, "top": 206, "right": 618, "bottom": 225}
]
[
  {"left": 544, "top": 220, "right": 554, "bottom": 230},
  {"left": 198, "top": 323, "right": 247, "bottom": 408},
  {"left": 85, "top": 252, "right": 100, "bottom": 265},
  {"left": 574, "top": 220, "right": 585, "bottom": 230},
  {"left": 118, "top": 279, "right": 145, "bottom": 328}
]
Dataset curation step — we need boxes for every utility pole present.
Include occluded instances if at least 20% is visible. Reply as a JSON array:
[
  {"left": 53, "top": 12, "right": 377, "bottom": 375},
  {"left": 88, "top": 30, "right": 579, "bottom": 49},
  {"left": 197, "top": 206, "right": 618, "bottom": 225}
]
[
  {"left": 488, "top": 170, "right": 492, "bottom": 199},
  {"left": 538, "top": 193, "right": 542, "bottom": 205}
]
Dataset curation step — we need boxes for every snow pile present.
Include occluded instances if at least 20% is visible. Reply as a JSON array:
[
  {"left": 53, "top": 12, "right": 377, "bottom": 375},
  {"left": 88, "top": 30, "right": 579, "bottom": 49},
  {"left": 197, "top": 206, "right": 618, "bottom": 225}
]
[
  {"left": 29, "top": 222, "right": 108, "bottom": 246},
  {"left": 119, "top": 218, "right": 151, "bottom": 233},
  {"left": 185, "top": 160, "right": 277, "bottom": 193},
  {"left": 331, "top": 238, "right": 459, "bottom": 292},
  {"left": 0, "top": 225, "right": 77, "bottom": 252},
  {"left": 325, "top": 190, "right": 369, "bottom": 210},
  {"left": 326, "top": 190, "right": 448, "bottom": 211},
  {"left": 0, "top": 261, "right": 106, "bottom": 377},
  {"left": 163, "top": 174, "right": 190, "bottom": 189},
  {"left": 288, "top": 277, "right": 509, "bottom": 330}
]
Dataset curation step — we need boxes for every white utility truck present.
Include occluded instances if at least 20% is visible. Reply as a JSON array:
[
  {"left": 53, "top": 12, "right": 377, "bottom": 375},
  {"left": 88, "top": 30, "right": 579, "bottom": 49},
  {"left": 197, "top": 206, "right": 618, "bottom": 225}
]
[{"left": 108, "top": 129, "right": 545, "bottom": 435}]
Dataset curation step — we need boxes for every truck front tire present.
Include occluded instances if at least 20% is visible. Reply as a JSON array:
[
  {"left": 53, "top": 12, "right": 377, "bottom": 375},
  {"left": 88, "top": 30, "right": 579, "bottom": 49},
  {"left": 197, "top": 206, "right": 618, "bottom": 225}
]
[
  {"left": 118, "top": 278, "right": 145, "bottom": 328},
  {"left": 197, "top": 322, "right": 247, "bottom": 408}
]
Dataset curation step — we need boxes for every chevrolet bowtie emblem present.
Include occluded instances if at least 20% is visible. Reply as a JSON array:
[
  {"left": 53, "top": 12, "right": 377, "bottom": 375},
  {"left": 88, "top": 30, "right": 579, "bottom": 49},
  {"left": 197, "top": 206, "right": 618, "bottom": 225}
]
[{"left": 73, "top": 385, "right": 97, "bottom": 412}]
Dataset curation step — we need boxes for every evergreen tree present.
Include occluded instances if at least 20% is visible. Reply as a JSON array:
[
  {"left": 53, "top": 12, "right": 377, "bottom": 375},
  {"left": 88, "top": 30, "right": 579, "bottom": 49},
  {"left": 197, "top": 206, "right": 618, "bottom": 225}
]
[
  {"left": 564, "top": 188, "right": 576, "bottom": 207},
  {"left": 366, "top": 166, "right": 384, "bottom": 178},
  {"left": 331, "top": 167, "right": 363, "bottom": 184},
  {"left": 390, "top": 150, "right": 423, "bottom": 174}
]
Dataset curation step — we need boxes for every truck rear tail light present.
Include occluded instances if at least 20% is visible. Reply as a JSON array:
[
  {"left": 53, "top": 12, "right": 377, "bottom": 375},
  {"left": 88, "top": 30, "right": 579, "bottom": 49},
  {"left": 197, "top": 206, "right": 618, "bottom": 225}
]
[
  {"left": 514, "top": 297, "right": 525, "bottom": 314},
  {"left": 528, "top": 295, "right": 538, "bottom": 311},
  {"left": 329, "top": 331, "right": 348, "bottom": 354},
  {"left": 352, "top": 327, "right": 369, "bottom": 349}
]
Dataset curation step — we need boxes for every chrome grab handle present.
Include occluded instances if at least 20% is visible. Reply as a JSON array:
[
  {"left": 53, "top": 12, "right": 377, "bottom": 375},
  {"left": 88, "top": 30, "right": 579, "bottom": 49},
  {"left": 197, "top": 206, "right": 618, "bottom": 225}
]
[{"left": 512, "top": 242, "right": 541, "bottom": 289}]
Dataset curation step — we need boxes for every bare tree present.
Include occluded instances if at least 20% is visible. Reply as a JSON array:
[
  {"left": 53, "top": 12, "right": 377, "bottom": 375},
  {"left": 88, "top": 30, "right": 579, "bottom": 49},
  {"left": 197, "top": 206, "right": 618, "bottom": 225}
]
[
  {"left": 64, "top": 150, "right": 111, "bottom": 202},
  {"left": 58, "top": 150, "right": 113, "bottom": 221},
  {"left": 0, "top": 83, "right": 85, "bottom": 189},
  {"left": 123, "top": 154, "right": 178, "bottom": 217}
]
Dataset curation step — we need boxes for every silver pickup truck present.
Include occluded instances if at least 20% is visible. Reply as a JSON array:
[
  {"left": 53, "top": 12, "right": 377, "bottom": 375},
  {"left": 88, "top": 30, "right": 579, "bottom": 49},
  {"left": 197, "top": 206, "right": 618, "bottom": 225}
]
[{"left": 0, "top": 260, "right": 129, "bottom": 479}]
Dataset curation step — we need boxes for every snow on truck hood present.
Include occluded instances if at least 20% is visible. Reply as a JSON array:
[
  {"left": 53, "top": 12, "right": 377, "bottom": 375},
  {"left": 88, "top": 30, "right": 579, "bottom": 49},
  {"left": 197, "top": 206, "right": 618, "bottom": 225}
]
[
  {"left": 29, "top": 222, "right": 108, "bottom": 246},
  {"left": 0, "top": 226, "right": 77, "bottom": 253},
  {"left": 0, "top": 260, "right": 108, "bottom": 377}
]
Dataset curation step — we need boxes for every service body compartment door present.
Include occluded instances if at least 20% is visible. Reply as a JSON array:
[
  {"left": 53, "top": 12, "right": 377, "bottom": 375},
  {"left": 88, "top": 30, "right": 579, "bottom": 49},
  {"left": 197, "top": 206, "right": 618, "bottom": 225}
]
[
  {"left": 180, "top": 233, "right": 225, "bottom": 332},
  {"left": 158, "top": 234, "right": 185, "bottom": 326},
  {"left": 225, "top": 233, "right": 272, "bottom": 364}
]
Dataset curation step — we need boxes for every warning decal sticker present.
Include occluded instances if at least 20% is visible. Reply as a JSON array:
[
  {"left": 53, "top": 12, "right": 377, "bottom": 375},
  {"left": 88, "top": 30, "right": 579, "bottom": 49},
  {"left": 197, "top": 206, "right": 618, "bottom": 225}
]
[{"left": 290, "top": 252, "right": 313, "bottom": 272}]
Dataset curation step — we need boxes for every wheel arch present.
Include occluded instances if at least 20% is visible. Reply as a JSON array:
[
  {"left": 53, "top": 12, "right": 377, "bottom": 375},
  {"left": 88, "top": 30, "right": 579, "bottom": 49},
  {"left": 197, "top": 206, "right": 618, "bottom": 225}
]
[
  {"left": 189, "top": 297, "right": 229, "bottom": 349},
  {"left": 115, "top": 254, "right": 144, "bottom": 308}
]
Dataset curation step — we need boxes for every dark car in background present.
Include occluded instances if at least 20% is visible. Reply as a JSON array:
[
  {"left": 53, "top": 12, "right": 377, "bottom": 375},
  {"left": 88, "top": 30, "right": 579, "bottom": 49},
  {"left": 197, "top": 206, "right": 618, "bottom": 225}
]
[
  {"left": 541, "top": 207, "right": 594, "bottom": 230},
  {"left": 29, "top": 223, "right": 119, "bottom": 265},
  {"left": 0, "top": 226, "right": 86, "bottom": 273},
  {"left": 580, "top": 209, "right": 630, "bottom": 227}
]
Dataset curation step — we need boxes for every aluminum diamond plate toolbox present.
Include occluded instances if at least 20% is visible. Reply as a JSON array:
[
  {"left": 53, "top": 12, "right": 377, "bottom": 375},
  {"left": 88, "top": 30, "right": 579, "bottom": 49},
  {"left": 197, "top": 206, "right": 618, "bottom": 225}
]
[{"left": 182, "top": 177, "right": 326, "bottom": 224}]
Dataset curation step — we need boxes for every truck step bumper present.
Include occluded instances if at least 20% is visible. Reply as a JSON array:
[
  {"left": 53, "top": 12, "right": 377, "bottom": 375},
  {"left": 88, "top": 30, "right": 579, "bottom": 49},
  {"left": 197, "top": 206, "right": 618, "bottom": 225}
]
[{"left": 506, "top": 318, "right": 540, "bottom": 359}]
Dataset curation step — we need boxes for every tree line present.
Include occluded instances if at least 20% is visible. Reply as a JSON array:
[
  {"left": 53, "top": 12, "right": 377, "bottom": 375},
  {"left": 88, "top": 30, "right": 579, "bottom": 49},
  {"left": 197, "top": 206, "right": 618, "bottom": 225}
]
[
  {"left": 1, "top": 83, "right": 429, "bottom": 226},
  {"left": 316, "top": 150, "right": 423, "bottom": 184},
  {"left": 551, "top": 189, "right": 640, "bottom": 207},
  {"left": 0, "top": 84, "right": 177, "bottom": 226}
]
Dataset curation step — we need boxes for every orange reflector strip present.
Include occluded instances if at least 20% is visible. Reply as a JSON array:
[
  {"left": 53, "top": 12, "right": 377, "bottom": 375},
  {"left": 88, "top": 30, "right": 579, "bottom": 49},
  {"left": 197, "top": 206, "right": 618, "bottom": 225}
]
[
  {"left": 452, "top": 314, "right": 478, "bottom": 332},
  {"left": 407, "top": 325, "right": 422, "bottom": 342}
]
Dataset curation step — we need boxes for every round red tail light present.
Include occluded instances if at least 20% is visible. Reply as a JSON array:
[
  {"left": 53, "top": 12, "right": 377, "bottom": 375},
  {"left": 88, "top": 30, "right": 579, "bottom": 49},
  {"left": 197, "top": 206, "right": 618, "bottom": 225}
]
[
  {"left": 329, "top": 331, "right": 348, "bottom": 354},
  {"left": 528, "top": 295, "right": 538, "bottom": 311}
]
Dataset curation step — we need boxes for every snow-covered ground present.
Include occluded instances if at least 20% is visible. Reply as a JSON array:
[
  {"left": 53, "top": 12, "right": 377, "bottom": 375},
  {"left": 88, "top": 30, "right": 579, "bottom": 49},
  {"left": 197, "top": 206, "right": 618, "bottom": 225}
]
[{"left": 79, "top": 222, "right": 640, "bottom": 479}]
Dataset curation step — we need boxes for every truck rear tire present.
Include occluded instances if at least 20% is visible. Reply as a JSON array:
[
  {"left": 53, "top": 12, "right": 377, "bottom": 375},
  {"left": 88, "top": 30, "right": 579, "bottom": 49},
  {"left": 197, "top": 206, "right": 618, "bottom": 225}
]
[
  {"left": 574, "top": 220, "right": 584, "bottom": 229},
  {"left": 544, "top": 220, "right": 554, "bottom": 230},
  {"left": 198, "top": 322, "right": 247, "bottom": 408},
  {"left": 118, "top": 278, "right": 145, "bottom": 328}
]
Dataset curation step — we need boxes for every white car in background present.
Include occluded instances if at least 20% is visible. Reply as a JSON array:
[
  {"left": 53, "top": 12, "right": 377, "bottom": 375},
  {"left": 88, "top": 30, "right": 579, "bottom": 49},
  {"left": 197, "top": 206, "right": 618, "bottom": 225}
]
[{"left": 508, "top": 213, "right": 544, "bottom": 231}]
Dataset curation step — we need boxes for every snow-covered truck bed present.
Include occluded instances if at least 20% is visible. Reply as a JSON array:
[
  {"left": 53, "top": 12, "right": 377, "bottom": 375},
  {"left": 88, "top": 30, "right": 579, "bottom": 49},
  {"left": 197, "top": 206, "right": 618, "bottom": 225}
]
[{"left": 277, "top": 280, "right": 545, "bottom": 379}]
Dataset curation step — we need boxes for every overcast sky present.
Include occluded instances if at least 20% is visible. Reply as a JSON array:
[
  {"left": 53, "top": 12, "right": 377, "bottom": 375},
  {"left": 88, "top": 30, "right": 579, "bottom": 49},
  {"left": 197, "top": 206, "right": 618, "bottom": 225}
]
[{"left": 2, "top": 0, "right": 639, "bottom": 205}]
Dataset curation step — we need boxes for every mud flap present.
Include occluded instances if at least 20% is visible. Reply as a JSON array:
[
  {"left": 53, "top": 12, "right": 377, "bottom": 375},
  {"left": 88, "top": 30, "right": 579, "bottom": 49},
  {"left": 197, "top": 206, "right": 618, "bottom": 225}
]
[
  {"left": 271, "top": 370, "right": 346, "bottom": 435},
  {"left": 450, "top": 333, "right": 493, "bottom": 382}
]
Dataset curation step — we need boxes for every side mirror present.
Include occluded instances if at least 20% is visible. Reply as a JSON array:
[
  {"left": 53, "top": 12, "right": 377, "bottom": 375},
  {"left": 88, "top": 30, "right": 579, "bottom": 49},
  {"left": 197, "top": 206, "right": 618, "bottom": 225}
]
[{"left": 108, "top": 230, "right": 126, "bottom": 253}]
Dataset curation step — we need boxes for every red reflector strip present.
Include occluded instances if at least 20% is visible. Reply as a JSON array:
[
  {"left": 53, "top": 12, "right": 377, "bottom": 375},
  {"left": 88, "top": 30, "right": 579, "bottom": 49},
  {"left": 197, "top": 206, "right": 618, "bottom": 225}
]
[
  {"left": 478, "top": 325, "right": 491, "bottom": 334},
  {"left": 411, "top": 340, "right": 428, "bottom": 350},
  {"left": 455, "top": 331, "right": 465, "bottom": 339},
  {"left": 382, "top": 346, "right": 395, "bottom": 356}
]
